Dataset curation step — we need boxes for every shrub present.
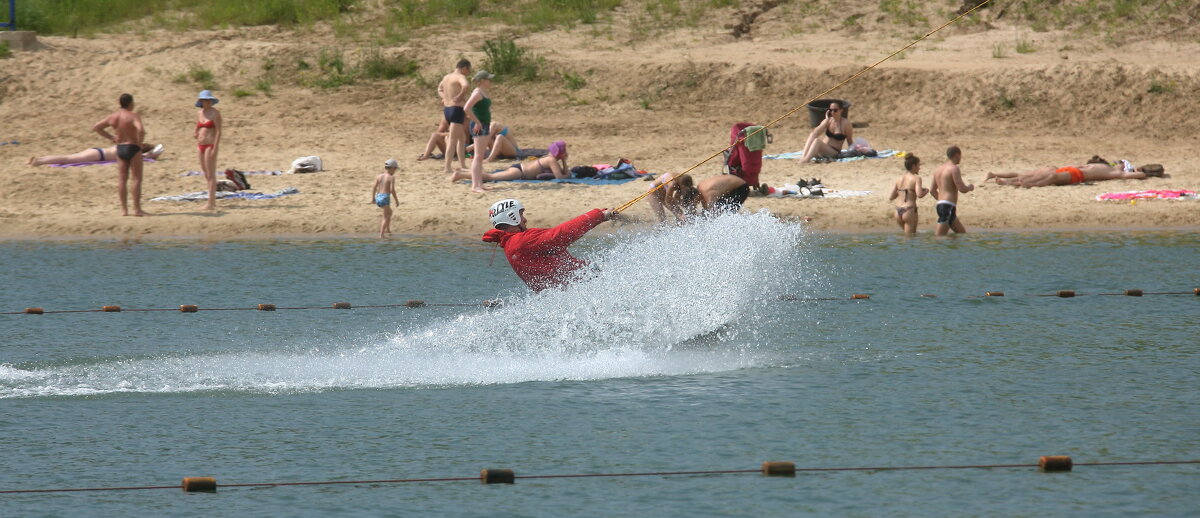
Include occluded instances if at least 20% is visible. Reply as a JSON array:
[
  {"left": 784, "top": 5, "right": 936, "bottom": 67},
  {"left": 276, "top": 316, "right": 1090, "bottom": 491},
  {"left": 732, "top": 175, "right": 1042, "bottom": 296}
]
[
  {"left": 482, "top": 38, "right": 540, "bottom": 81},
  {"left": 0, "top": 41, "right": 10, "bottom": 59},
  {"left": 359, "top": 47, "right": 418, "bottom": 80}
]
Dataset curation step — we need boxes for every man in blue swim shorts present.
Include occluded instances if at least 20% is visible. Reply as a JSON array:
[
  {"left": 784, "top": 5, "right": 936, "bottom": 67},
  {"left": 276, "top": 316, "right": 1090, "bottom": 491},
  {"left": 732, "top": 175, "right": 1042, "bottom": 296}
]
[{"left": 371, "top": 159, "right": 400, "bottom": 239}]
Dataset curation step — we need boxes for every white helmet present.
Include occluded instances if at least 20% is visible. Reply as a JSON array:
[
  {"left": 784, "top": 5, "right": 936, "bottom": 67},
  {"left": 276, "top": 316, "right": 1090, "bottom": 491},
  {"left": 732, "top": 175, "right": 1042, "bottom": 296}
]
[{"left": 489, "top": 199, "right": 524, "bottom": 228}]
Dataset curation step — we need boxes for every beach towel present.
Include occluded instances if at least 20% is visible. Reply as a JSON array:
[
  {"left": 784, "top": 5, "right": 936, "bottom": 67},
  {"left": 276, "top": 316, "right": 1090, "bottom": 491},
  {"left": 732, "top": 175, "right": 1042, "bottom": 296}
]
[
  {"left": 181, "top": 169, "right": 284, "bottom": 176},
  {"left": 727, "top": 122, "right": 764, "bottom": 187},
  {"left": 1095, "top": 190, "right": 1198, "bottom": 201},
  {"left": 765, "top": 149, "right": 899, "bottom": 162},
  {"left": 764, "top": 184, "right": 872, "bottom": 199},
  {"left": 150, "top": 187, "right": 300, "bottom": 202},
  {"left": 49, "top": 157, "right": 158, "bottom": 168}
]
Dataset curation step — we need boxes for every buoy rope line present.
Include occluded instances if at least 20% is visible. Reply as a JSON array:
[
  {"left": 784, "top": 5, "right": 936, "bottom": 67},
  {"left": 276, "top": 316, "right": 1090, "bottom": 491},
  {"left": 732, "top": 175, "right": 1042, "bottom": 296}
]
[
  {"left": 4, "top": 288, "right": 1196, "bottom": 315},
  {"left": 613, "top": 0, "right": 995, "bottom": 214},
  {"left": 1, "top": 458, "right": 1195, "bottom": 494}
]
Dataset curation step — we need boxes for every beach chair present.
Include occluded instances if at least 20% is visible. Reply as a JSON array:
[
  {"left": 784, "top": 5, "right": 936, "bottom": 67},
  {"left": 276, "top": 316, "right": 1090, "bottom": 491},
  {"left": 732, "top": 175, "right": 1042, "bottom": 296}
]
[{"left": 723, "top": 122, "right": 771, "bottom": 191}]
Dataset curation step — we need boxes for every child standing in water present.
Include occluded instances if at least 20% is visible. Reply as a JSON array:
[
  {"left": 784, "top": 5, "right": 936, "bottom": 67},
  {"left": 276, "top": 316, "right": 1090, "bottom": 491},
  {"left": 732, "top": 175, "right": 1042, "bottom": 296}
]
[
  {"left": 888, "top": 154, "right": 928, "bottom": 235},
  {"left": 372, "top": 159, "right": 400, "bottom": 239}
]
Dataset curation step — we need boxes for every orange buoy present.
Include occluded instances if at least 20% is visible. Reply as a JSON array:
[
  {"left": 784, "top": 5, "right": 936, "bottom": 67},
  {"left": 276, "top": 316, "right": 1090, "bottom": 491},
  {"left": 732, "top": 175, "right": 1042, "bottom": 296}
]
[
  {"left": 761, "top": 461, "right": 796, "bottom": 476},
  {"left": 1056, "top": 290, "right": 1076, "bottom": 298},
  {"left": 851, "top": 294, "right": 870, "bottom": 300},
  {"left": 920, "top": 294, "right": 937, "bottom": 298},
  {"left": 102, "top": 305, "right": 121, "bottom": 312},
  {"left": 1124, "top": 289, "right": 1143, "bottom": 297},
  {"left": 181, "top": 476, "right": 217, "bottom": 492},
  {"left": 1194, "top": 287, "right": 1199, "bottom": 296},
  {"left": 480, "top": 468, "right": 515, "bottom": 484},
  {"left": 1038, "top": 455, "right": 1073, "bottom": 472},
  {"left": 24, "top": 307, "right": 44, "bottom": 314},
  {"left": 257, "top": 303, "right": 276, "bottom": 311},
  {"left": 985, "top": 291, "right": 1004, "bottom": 297},
  {"left": 332, "top": 302, "right": 351, "bottom": 309},
  {"left": 404, "top": 300, "right": 426, "bottom": 308},
  {"left": 179, "top": 305, "right": 199, "bottom": 313}
]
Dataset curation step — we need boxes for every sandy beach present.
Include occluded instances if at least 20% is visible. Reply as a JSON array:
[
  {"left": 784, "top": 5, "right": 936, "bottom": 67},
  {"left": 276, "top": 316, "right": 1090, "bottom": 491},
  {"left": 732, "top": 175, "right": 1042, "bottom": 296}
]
[{"left": 2, "top": 8, "right": 1198, "bottom": 239}]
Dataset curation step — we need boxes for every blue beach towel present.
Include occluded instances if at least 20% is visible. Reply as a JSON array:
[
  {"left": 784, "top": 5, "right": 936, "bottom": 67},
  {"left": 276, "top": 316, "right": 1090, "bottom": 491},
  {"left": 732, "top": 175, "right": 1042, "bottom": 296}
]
[{"left": 150, "top": 187, "right": 300, "bottom": 202}]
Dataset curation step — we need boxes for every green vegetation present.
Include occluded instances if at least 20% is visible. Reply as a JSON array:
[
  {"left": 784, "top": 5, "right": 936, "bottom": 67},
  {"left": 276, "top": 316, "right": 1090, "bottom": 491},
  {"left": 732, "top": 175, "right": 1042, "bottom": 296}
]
[
  {"left": 384, "top": 0, "right": 621, "bottom": 35},
  {"left": 1015, "top": 35, "right": 1036, "bottom": 54},
  {"left": 188, "top": 65, "right": 217, "bottom": 90},
  {"left": 0, "top": 41, "right": 10, "bottom": 59},
  {"left": 481, "top": 38, "right": 541, "bottom": 81},
  {"left": 15, "top": 0, "right": 353, "bottom": 35},
  {"left": 295, "top": 46, "right": 419, "bottom": 89},
  {"left": 1147, "top": 80, "right": 1176, "bottom": 94},
  {"left": 233, "top": 88, "right": 254, "bottom": 98},
  {"left": 561, "top": 70, "right": 587, "bottom": 90},
  {"left": 878, "top": 0, "right": 926, "bottom": 26},
  {"left": 992, "top": 43, "right": 1006, "bottom": 59}
]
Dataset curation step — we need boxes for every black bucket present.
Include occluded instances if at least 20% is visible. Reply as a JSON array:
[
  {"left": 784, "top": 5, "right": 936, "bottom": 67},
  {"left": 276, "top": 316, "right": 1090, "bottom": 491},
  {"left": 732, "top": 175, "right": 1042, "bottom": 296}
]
[{"left": 807, "top": 99, "right": 851, "bottom": 128}]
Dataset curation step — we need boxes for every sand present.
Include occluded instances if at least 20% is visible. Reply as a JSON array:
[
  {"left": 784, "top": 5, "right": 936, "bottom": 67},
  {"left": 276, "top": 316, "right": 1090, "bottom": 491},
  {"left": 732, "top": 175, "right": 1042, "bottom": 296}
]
[{"left": 2, "top": 11, "right": 1198, "bottom": 240}]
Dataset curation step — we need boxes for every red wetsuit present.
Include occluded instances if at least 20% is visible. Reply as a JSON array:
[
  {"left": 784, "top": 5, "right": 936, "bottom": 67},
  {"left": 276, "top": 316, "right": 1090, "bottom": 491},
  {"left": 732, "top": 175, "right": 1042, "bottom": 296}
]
[{"left": 482, "top": 209, "right": 606, "bottom": 291}]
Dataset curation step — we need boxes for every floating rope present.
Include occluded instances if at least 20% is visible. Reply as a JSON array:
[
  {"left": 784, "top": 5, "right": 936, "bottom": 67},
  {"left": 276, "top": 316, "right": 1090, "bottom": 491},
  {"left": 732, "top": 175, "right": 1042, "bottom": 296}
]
[
  {"left": 4, "top": 287, "right": 1195, "bottom": 316},
  {"left": 1, "top": 457, "right": 1195, "bottom": 494}
]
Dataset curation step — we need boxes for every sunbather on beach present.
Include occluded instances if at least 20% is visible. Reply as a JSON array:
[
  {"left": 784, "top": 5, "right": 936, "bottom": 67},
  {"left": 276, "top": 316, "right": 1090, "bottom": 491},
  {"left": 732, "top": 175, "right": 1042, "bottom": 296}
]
[
  {"left": 647, "top": 172, "right": 701, "bottom": 223},
  {"left": 452, "top": 140, "right": 568, "bottom": 183},
  {"left": 416, "top": 118, "right": 448, "bottom": 161},
  {"left": 888, "top": 154, "right": 928, "bottom": 235},
  {"left": 92, "top": 93, "right": 147, "bottom": 216},
  {"left": 698, "top": 175, "right": 750, "bottom": 213},
  {"left": 986, "top": 159, "right": 1165, "bottom": 187},
  {"left": 194, "top": 90, "right": 222, "bottom": 210},
  {"left": 28, "top": 143, "right": 163, "bottom": 166},
  {"left": 800, "top": 101, "right": 853, "bottom": 163},
  {"left": 467, "top": 123, "right": 520, "bottom": 161}
]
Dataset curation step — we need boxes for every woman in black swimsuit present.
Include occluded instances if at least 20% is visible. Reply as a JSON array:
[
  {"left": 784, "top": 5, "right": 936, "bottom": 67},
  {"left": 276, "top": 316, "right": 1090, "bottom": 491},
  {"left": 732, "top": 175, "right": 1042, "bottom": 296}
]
[{"left": 800, "top": 101, "right": 853, "bottom": 163}]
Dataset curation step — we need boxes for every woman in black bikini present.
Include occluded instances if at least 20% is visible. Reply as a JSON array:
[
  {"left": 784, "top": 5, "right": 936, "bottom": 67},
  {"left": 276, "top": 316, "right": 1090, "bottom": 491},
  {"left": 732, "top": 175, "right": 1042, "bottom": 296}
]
[
  {"left": 888, "top": 154, "right": 928, "bottom": 235},
  {"left": 451, "top": 140, "right": 569, "bottom": 183},
  {"left": 800, "top": 101, "right": 853, "bottom": 163}
]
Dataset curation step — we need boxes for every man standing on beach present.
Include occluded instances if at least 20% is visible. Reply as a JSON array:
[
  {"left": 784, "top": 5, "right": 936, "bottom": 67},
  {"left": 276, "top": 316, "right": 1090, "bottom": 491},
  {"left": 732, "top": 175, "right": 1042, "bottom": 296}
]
[
  {"left": 930, "top": 145, "right": 974, "bottom": 236},
  {"left": 92, "top": 93, "right": 147, "bottom": 216},
  {"left": 439, "top": 59, "right": 471, "bottom": 178}
]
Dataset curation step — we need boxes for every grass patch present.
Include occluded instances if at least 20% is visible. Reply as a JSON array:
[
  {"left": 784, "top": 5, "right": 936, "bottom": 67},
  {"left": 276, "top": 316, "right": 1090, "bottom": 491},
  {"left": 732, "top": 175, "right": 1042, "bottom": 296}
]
[
  {"left": 1147, "top": 80, "right": 1176, "bottom": 94},
  {"left": 878, "top": 0, "right": 926, "bottom": 26},
  {"left": 482, "top": 38, "right": 541, "bottom": 81},
  {"left": 255, "top": 78, "right": 274, "bottom": 95},
  {"left": 233, "top": 88, "right": 254, "bottom": 98},
  {"left": 1016, "top": 38, "right": 1036, "bottom": 54},
  {"left": 359, "top": 47, "right": 418, "bottom": 80},
  {"left": 0, "top": 42, "right": 10, "bottom": 59},
  {"left": 991, "top": 43, "right": 1006, "bottom": 59},
  {"left": 561, "top": 70, "right": 587, "bottom": 90},
  {"left": 294, "top": 46, "right": 420, "bottom": 89},
  {"left": 188, "top": 65, "right": 217, "bottom": 90},
  {"left": 15, "top": 0, "right": 353, "bottom": 35}
]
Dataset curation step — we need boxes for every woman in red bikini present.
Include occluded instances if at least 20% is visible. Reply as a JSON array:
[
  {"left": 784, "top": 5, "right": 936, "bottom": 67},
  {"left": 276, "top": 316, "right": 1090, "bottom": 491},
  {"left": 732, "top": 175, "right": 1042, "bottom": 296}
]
[{"left": 194, "top": 90, "right": 222, "bottom": 210}]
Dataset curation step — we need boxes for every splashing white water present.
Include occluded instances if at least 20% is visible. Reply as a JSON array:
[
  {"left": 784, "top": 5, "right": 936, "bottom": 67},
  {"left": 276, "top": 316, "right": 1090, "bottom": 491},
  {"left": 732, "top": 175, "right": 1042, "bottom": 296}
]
[{"left": 1, "top": 212, "right": 810, "bottom": 398}]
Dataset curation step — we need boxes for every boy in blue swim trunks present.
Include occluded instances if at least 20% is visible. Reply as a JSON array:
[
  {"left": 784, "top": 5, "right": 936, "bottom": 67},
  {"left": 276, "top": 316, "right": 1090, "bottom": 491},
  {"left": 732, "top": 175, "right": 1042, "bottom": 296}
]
[{"left": 371, "top": 159, "right": 400, "bottom": 239}]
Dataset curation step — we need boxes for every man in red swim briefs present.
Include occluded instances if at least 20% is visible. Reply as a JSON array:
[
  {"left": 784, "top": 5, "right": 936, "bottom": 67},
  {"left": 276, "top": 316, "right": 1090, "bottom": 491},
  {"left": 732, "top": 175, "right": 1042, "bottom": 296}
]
[{"left": 482, "top": 199, "right": 619, "bottom": 292}]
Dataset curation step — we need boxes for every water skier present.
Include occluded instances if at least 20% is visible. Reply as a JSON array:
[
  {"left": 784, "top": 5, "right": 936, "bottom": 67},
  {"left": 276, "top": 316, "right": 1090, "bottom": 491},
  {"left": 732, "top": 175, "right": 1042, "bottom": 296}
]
[{"left": 482, "top": 198, "right": 619, "bottom": 291}]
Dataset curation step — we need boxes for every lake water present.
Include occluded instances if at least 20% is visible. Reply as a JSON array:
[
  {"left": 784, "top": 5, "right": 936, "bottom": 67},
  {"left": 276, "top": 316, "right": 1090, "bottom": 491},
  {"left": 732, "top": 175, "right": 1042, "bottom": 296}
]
[{"left": 2, "top": 214, "right": 1197, "bottom": 516}]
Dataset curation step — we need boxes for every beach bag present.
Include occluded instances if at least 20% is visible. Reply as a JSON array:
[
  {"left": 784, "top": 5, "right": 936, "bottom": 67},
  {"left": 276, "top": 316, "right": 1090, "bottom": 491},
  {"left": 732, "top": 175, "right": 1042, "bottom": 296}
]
[
  {"left": 289, "top": 156, "right": 323, "bottom": 174},
  {"left": 571, "top": 165, "right": 598, "bottom": 178},
  {"left": 224, "top": 169, "right": 250, "bottom": 190}
]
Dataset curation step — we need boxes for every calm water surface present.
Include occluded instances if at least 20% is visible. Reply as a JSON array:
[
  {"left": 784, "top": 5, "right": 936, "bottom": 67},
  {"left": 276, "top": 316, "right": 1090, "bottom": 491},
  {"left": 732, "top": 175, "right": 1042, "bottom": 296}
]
[{"left": 1, "top": 216, "right": 1197, "bottom": 516}]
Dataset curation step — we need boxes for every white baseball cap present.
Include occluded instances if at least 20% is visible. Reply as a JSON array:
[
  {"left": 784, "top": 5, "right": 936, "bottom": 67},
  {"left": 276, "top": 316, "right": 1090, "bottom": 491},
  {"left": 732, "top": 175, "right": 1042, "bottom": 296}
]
[{"left": 384, "top": 158, "right": 399, "bottom": 169}]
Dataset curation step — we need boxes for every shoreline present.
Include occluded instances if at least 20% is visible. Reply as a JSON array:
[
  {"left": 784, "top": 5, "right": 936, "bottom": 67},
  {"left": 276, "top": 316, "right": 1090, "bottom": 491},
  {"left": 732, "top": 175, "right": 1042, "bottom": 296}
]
[{"left": 2, "top": 223, "right": 1197, "bottom": 243}]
